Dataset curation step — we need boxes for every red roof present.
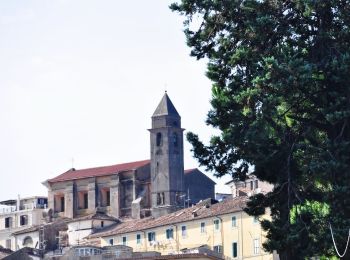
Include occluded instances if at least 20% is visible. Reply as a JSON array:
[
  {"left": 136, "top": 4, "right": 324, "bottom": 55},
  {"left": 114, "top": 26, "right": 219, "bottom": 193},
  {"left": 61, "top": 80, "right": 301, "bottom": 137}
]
[
  {"left": 48, "top": 160, "right": 151, "bottom": 183},
  {"left": 88, "top": 196, "right": 247, "bottom": 238}
]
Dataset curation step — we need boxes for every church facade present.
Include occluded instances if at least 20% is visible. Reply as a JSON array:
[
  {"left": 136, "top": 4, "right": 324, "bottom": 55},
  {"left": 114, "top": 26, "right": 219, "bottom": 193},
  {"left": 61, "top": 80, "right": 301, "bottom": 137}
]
[{"left": 43, "top": 93, "right": 215, "bottom": 219}]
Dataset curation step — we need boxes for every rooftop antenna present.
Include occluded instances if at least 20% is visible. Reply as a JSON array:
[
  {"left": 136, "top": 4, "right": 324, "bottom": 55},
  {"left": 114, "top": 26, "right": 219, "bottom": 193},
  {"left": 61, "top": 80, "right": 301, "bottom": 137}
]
[
  {"left": 164, "top": 83, "right": 167, "bottom": 94},
  {"left": 71, "top": 157, "right": 74, "bottom": 169}
]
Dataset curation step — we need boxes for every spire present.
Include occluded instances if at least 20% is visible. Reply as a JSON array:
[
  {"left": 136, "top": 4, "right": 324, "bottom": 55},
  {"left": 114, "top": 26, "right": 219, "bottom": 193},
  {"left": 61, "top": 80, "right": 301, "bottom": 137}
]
[{"left": 152, "top": 92, "right": 180, "bottom": 117}]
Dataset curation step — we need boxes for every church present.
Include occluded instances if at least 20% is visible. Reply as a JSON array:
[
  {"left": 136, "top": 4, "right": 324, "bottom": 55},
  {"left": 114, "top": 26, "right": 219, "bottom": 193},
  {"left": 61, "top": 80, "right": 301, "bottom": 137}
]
[{"left": 43, "top": 93, "right": 215, "bottom": 219}]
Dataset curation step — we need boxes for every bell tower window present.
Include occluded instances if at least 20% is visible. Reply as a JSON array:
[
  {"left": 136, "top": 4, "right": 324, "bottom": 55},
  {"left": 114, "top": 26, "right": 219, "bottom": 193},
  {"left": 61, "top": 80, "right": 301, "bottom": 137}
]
[
  {"left": 157, "top": 192, "right": 165, "bottom": 205},
  {"left": 156, "top": 132, "right": 162, "bottom": 146},
  {"left": 173, "top": 132, "right": 178, "bottom": 147}
]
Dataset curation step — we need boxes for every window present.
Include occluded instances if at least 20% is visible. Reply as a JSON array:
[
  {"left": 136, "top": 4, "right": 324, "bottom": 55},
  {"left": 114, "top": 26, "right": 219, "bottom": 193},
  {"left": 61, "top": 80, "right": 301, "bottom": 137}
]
[
  {"left": 101, "top": 221, "right": 104, "bottom": 228},
  {"left": 214, "top": 219, "right": 220, "bottom": 231},
  {"left": 109, "top": 239, "right": 114, "bottom": 245},
  {"left": 5, "top": 217, "right": 12, "bottom": 228},
  {"left": 232, "top": 242, "right": 238, "bottom": 258},
  {"left": 255, "top": 180, "right": 259, "bottom": 189},
  {"left": 20, "top": 215, "right": 28, "bottom": 226},
  {"left": 76, "top": 247, "right": 101, "bottom": 256},
  {"left": 232, "top": 216, "right": 237, "bottom": 227},
  {"left": 181, "top": 226, "right": 187, "bottom": 238},
  {"left": 84, "top": 193, "right": 88, "bottom": 209},
  {"left": 78, "top": 192, "right": 88, "bottom": 209},
  {"left": 136, "top": 234, "right": 141, "bottom": 244},
  {"left": 156, "top": 132, "right": 162, "bottom": 146},
  {"left": 173, "top": 132, "right": 178, "bottom": 147},
  {"left": 200, "top": 222, "right": 206, "bottom": 233},
  {"left": 122, "top": 236, "right": 127, "bottom": 246},
  {"left": 60, "top": 196, "right": 65, "bottom": 212},
  {"left": 106, "top": 190, "right": 110, "bottom": 206},
  {"left": 253, "top": 216, "right": 259, "bottom": 224},
  {"left": 250, "top": 181, "right": 254, "bottom": 190},
  {"left": 6, "top": 239, "right": 11, "bottom": 249},
  {"left": 157, "top": 192, "right": 165, "bottom": 205},
  {"left": 148, "top": 232, "right": 156, "bottom": 242},
  {"left": 213, "top": 245, "right": 222, "bottom": 254},
  {"left": 23, "top": 236, "right": 33, "bottom": 247},
  {"left": 253, "top": 238, "right": 260, "bottom": 254},
  {"left": 166, "top": 228, "right": 174, "bottom": 239}
]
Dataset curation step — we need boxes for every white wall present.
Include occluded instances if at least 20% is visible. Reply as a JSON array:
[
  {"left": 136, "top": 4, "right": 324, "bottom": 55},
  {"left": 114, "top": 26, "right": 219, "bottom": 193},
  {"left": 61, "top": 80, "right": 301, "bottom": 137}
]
[{"left": 15, "top": 230, "right": 40, "bottom": 249}]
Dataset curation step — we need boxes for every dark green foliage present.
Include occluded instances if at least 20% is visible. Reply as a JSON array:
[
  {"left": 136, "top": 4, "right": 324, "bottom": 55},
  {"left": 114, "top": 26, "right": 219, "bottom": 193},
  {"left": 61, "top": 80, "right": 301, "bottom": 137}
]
[{"left": 171, "top": 0, "right": 350, "bottom": 258}]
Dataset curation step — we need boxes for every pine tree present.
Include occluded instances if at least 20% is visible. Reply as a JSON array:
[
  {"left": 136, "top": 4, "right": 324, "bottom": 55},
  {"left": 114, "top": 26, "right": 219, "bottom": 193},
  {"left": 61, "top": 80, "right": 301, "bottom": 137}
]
[{"left": 171, "top": 1, "right": 350, "bottom": 258}]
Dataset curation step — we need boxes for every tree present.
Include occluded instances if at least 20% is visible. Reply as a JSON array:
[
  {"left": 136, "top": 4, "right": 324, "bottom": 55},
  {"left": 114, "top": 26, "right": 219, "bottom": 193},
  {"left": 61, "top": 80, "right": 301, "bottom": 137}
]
[{"left": 170, "top": 1, "right": 350, "bottom": 259}]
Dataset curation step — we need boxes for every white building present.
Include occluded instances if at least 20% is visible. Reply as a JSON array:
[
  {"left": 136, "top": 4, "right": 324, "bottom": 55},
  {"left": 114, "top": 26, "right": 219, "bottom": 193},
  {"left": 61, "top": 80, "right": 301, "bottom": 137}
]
[
  {"left": 226, "top": 175, "right": 274, "bottom": 198},
  {"left": 0, "top": 196, "right": 47, "bottom": 250},
  {"left": 66, "top": 212, "right": 118, "bottom": 246}
]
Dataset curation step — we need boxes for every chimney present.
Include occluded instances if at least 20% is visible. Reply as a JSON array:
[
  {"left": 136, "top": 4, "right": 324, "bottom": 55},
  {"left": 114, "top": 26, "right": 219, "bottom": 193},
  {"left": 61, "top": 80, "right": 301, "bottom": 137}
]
[{"left": 17, "top": 194, "right": 20, "bottom": 211}]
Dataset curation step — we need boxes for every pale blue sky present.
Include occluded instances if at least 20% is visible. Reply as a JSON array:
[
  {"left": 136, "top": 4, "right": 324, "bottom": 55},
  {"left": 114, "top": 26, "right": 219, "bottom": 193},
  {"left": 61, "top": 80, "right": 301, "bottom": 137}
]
[{"left": 0, "top": 1, "right": 231, "bottom": 200}]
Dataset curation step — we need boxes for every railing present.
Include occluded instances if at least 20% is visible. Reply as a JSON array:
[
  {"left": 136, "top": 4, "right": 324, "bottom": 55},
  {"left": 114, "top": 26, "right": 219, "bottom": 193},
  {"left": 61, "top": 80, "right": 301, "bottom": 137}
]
[
  {"left": 0, "top": 204, "right": 47, "bottom": 215},
  {"left": 0, "top": 206, "right": 16, "bottom": 214}
]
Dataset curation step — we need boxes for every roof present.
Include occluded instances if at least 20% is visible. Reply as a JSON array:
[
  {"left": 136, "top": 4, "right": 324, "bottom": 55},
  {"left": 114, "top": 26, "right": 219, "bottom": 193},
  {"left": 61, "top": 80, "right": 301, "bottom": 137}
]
[
  {"left": 225, "top": 174, "right": 258, "bottom": 185},
  {"left": 184, "top": 168, "right": 216, "bottom": 184},
  {"left": 47, "top": 159, "right": 150, "bottom": 183},
  {"left": 67, "top": 212, "right": 119, "bottom": 223},
  {"left": 12, "top": 218, "right": 70, "bottom": 236},
  {"left": 0, "top": 200, "right": 16, "bottom": 206},
  {"left": 152, "top": 92, "right": 180, "bottom": 118},
  {"left": 47, "top": 159, "right": 204, "bottom": 184},
  {"left": 118, "top": 253, "right": 223, "bottom": 260},
  {"left": 2, "top": 247, "right": 40, "bottom": 260},
  {"left": 12, "top": 225, "right": 40, "bottom": 236},
  {"left": 89, "top": 196, "right": 247, "bottom": 238}
]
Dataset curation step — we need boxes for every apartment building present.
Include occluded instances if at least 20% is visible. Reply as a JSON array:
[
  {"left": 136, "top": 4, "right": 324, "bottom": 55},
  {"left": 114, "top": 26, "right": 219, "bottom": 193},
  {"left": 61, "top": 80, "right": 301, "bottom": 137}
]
[{"left": 0, "top": 196, "right": 47, "bottom": 250}]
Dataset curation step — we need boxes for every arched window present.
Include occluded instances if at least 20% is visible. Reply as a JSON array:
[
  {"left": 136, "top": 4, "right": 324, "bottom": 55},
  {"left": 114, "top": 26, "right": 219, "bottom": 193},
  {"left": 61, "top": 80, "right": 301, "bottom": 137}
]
[
  {"left": 23, "top": 236, "right": 33, "bottom": 247},
  {"left": 173, "top": 132, "right": 178, "bottom": 147},
  {"left": 156, "top": 132, "right": 162, "bottom": 146}
]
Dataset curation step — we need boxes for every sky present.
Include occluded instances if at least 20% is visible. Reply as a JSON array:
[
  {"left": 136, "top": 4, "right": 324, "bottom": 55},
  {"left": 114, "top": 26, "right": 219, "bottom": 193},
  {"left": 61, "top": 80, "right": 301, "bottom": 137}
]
[{"left": 0, "top": 0, "right": 232, "bottom": 201}]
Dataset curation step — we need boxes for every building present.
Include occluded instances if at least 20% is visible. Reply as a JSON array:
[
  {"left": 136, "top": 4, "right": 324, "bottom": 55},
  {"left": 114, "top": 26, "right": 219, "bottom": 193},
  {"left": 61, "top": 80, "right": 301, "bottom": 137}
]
[
  {"left": 11, "top": 218, "right": 69, "bottom": 253},
  {"left": 0, "top": 196, "right": 47, "bottom": 250},
  {"left": 215, "top": 193, "right": 231, "bottom": 202},
  {"left": 45, "top": 245, "right": 222, "bottom": 260},
  {"left": 87, "top": 196, "right": 274, "bottom": 260},
  {"left": 183, "top": 169, "right": 215, "bottom": 205},
  {"left": 43, "top": 93, "right": 215, "bottom": 220},
  {"left": 66, "top": 212, "right": 118, "bottom": 246},
  {"left": 226, "top": 174, "right": 274, "bottom": 198}
]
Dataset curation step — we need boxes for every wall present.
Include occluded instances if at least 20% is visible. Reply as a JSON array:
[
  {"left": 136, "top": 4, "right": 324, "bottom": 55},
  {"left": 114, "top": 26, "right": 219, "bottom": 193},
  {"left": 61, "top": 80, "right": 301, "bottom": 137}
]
[
  {"left": 67, "top": 219, "right": 116, "bottom": 246},
  {"left": 15, "top": 230, "right": 39, "bottom": 249},
  {"left": 48, "top": 170, "right": 152, "bottom": 220}
]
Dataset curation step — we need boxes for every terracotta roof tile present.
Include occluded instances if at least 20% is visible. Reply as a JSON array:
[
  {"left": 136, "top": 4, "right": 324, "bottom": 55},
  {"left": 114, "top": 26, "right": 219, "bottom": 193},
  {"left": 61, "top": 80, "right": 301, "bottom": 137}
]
[
  {"left": 89, "top": 196, "right": 247, "bottom": 238},
  {"left": 48, "top": 159, "right": 151, "bottom": 183},
  {"left": 48, "top": 160, "right": 205, "bottom": 184}
]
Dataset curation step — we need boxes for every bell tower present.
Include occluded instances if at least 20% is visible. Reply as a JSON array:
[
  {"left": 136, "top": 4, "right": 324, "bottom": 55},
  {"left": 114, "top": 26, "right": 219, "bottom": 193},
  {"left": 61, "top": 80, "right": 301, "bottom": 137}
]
[{"left": 150, "top": 92, "right": 184, "bottom": 218}]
